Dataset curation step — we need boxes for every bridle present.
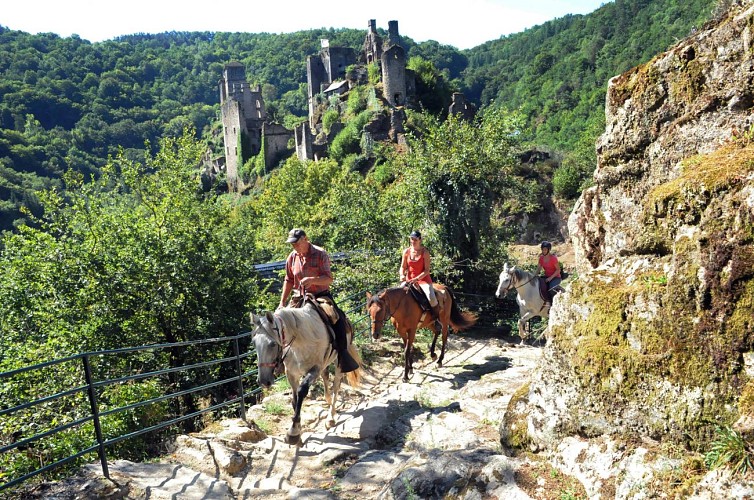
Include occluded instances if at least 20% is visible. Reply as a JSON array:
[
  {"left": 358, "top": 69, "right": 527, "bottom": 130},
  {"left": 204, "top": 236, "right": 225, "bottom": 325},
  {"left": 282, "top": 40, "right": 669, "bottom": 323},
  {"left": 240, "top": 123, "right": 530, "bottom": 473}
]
[
  {"left": 369, "top": 286, "right": 409, "bottom": 332},
  {"left": 255, "top": 313, "right": 294, "bottom": 372},
  {"left": 501, "top": 268, "right": 538, "bottom": 293}
]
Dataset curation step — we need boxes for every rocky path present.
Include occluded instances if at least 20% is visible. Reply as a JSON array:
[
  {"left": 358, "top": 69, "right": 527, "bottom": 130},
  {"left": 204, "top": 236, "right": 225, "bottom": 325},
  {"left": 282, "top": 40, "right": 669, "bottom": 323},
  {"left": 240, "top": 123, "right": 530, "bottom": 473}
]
[{"left": 21, "top": 330, "right": 556, "bottom": 499}]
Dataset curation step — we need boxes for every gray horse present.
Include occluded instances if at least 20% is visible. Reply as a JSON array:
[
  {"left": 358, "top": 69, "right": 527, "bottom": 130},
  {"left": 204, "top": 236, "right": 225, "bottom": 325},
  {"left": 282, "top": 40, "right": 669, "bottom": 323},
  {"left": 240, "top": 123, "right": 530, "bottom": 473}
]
[
  {"left": 251, "top": 304, "right": 361, "bottom": 445},
  {"left": 495, "top": 263, "right": 553, "bottom": 343}
]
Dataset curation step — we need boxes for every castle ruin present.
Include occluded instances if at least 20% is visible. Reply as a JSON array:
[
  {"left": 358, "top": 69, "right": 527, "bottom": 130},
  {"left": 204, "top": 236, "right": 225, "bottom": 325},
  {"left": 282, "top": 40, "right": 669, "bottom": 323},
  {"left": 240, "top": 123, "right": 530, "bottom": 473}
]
[{"left": 219, "top": 19, "right": 460, "bottom": 192}]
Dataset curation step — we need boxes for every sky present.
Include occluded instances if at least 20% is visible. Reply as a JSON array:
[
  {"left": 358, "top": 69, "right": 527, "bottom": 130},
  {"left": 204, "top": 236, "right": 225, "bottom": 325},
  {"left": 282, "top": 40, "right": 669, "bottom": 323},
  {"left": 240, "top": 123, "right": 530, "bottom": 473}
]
[{"left": 2, "top": 0, "right": 609, "bottom": 50}]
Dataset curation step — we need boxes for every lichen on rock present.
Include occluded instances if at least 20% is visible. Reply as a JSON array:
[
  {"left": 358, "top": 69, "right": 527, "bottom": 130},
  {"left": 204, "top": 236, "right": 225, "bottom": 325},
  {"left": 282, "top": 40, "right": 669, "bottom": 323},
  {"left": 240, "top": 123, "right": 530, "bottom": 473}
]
[{"left": 525, "top": 0, "right": 754, "bottom": 461}]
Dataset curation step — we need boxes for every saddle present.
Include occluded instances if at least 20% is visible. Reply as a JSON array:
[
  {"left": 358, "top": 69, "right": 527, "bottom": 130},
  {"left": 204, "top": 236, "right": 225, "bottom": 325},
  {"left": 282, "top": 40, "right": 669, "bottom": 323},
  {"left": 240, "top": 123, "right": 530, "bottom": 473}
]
[
  {"left": 407, "top": 283, "right": 431, "bottom": 312},
  {"left": 538, "top": 278, "right": 551, "bottom": 304},
  {"left": 289, "top": 293, "right": 352, "bottom": 345},
  {"left": 538, "top": 278, "right": 564, "bottom": 305}
]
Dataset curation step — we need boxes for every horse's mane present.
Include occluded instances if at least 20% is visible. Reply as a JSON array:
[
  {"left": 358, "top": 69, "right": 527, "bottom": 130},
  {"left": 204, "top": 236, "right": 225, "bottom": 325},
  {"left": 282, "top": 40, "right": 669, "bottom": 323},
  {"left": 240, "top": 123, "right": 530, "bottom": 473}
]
[
  {"left": 368, "top": 286, "right": 404, "bottom": 306},
  {"left": 512, "top": 266, "right": 538, "bottom": 285},
  {"left": 275, "top": 304, "right": 329, "bottom": 344}
]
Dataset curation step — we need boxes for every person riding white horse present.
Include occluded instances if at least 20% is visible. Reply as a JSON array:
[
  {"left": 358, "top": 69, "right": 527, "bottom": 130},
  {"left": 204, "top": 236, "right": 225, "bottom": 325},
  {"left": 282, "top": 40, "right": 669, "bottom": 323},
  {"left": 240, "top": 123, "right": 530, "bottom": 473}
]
[{"left": 537, "top": 240, "right": 561, "bottom": 303}]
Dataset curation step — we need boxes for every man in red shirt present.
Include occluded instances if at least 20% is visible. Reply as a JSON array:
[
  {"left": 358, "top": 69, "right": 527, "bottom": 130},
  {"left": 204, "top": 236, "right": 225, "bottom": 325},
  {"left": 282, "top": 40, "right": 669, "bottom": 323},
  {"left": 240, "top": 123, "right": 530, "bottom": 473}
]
[{"left": 279, "top": 228, "right": 359, "bottom": 373}]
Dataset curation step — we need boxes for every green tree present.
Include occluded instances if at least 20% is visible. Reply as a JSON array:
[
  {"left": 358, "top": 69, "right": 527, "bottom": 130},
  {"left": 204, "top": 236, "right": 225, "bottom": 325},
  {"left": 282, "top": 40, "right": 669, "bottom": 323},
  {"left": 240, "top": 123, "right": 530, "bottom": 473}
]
[{"left": 389, "top": 108, "right": 535, "bottom": 288}]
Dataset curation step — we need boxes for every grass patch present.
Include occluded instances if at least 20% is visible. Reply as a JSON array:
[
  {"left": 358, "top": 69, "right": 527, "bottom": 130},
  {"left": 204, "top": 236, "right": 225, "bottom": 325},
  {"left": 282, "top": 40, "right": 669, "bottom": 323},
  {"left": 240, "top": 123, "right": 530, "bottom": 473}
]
[
  {"left": 704, "top": 424, "right": 754, "bottom": 476},
  {"left": 263, "top": 399, "right": 292, "bottom": 416}
]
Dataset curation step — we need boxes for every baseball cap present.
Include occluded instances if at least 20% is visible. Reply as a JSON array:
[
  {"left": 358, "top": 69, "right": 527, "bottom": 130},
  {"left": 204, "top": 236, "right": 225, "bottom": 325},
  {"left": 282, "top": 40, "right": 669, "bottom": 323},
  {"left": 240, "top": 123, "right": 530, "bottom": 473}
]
[{"left": 286, "top": 228, "right": 306, "bottom": 243}]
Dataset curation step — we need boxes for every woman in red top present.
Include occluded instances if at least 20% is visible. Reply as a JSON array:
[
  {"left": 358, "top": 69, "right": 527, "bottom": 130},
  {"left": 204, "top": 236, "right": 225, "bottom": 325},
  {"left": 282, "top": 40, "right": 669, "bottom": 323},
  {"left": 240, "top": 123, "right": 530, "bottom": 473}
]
[
  {"left": 537, "top": 241, "right": 561, "bottom": 292},
  {"left": 399, "top": 230, "right": 440, "bottom": 326}
]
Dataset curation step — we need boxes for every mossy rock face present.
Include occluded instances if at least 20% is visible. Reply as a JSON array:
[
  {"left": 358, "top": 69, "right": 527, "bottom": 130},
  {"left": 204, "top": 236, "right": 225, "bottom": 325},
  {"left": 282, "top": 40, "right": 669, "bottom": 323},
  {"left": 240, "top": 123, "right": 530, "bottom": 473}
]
[
  {"left": 499, "top": 382, "right": 531, "bottom": 453},
  {"left": 535, "top": 261, "right": 739, "bottom": 449},
  {"left": 537, "top": 149, "right": 754, "bottom": 450}
]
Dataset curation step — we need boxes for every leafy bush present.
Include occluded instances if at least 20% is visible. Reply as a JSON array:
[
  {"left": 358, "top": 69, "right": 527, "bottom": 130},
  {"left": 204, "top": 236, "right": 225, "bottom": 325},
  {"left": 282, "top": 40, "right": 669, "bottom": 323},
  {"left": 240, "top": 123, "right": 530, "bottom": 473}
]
[
  {"left": 329, "top": 110, "right": 373, "bottom": 162},
  {"left": 552, "top": 163, "right": 583, "bottom": 199},
  {"left": 322, "top": 109, "right": 340, "bottom": 135}
]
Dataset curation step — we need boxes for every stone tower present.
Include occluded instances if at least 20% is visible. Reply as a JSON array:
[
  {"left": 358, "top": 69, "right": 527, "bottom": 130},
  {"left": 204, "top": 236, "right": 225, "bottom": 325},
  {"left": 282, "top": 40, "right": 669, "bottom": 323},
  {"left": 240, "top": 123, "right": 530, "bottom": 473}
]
[
  {"left": 363, "top": 19, "right": 383, "bottom": 64},
  {"left": 306, "top": 40, "right": 358, "bottom": 128},
  {"left": 381, "top": 21, "right": 407, "bottom": 107},
  {"left": 219, "top": 62, "right": 293, "bottom": 192},
  {"left": 219, "top": 63, "right": 265, "bottom": 192}
]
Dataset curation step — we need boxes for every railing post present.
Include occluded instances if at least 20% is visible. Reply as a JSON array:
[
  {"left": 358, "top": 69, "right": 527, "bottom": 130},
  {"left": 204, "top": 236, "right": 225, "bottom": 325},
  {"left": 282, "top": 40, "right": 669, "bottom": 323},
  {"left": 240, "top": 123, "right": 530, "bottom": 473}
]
[
  {"left": 232, "top": 337, "right": 247, "bottom": 422},
  {"left": 82, "top": 355, "right": 109, "bottom": 480}
]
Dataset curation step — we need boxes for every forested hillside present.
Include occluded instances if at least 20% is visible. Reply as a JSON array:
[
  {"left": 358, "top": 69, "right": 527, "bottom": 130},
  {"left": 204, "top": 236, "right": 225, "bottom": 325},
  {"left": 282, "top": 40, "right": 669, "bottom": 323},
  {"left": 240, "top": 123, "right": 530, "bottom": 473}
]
[
  {"left": 0, "top": 0, "right": 718, "bottom": 231},
  {"left": 464, "top": 0, "right": 718, "bottom": 149}
]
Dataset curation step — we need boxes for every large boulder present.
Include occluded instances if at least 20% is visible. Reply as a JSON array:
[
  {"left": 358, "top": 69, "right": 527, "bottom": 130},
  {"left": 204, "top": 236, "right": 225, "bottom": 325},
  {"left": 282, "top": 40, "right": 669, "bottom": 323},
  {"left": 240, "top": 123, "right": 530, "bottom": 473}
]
[{"left": 528, "top": 0, "right": 754, "bottom": 453}]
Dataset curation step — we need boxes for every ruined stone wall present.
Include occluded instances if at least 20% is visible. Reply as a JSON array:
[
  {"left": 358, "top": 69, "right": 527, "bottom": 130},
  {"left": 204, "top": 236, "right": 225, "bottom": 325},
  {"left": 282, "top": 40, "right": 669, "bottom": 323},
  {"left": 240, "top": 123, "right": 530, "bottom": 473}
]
[
  {"left": 322, "top": 47, "right": 357, "bottom": 84},
  {"left": 220, "top": 100, "right": 243, "bottom": 193},
  {"left": 363, "top": 19, "right": 382, "bottom": 64},
  {"left": 263, "top": 122, "right": 293, "bottom": 169},
  {"left": 306, "top": 55, "right": 326, "bottom": 127},
  {"left": 295, "top": 122, "right": 313, "bottom": 161}
]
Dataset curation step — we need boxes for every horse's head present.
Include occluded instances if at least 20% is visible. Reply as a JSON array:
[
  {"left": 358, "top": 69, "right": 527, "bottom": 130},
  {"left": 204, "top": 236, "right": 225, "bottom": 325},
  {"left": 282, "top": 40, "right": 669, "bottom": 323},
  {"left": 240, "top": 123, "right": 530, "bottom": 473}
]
[
  {"left": 365, "top": 291, "right": 388, "bottom": 340},
  {"left": 495, "top": 263, "right": 517, "bottom": 299},
  {"left": 250, "top": 310, "right": 283, "bottom": 388}
]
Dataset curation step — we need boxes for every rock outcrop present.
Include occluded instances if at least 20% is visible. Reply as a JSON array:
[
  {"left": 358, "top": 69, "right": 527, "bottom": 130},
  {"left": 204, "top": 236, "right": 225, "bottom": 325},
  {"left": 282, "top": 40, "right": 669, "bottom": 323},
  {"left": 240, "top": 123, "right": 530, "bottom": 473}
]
[{"left": 520, "top": 0, "right": 754, "bottom": 471}]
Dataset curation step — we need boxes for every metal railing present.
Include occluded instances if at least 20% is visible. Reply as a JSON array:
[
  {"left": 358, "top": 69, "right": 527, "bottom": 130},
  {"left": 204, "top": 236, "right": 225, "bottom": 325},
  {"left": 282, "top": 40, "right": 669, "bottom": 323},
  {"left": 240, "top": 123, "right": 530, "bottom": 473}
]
[
  {"left": 0, "top": 289, "right": 378, "bottom": 494},
  {"left": 0, "top": 283, "right": 493, "bottom": 493},
  {"left": 0, "top": 331, "right": 262, "bottom": 492}
]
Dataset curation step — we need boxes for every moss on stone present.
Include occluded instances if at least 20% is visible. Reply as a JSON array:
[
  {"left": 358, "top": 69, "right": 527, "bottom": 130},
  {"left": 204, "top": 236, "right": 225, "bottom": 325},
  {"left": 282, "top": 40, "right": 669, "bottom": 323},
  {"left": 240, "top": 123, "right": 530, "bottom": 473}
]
[
  {"left": 739, "top": 380, "right": 754, "bottom": 416},
  {"left": 501, "top": 382, "right": 531, "bottom": 452},
  {"left": 645, "top": 141, "right": 754, "bottom": 208},
  {"left": 669, "top": 58, "right": 706, "bottom": 105}
]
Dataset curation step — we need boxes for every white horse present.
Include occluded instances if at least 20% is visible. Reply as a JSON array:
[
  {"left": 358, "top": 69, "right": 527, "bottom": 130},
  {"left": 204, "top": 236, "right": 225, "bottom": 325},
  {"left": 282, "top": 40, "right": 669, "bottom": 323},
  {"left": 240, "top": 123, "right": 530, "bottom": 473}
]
[
  {"left": 251, "top": 303, "right": 361, "bottom": 445},
  {"left": 495, "top": 263, "right": 553, "bottom": 343}
]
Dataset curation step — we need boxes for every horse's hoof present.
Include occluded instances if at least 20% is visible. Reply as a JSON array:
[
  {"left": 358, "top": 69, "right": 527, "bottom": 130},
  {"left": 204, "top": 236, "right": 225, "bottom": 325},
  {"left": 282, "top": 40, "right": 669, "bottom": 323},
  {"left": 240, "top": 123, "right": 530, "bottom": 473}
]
[
  {"left": 431, "top": 353, "right": 437, "bottom": 361},
  {"left": 285, "top": 433, "right": 302, "bottom": 446},
  {"left": 437, "top": 360, "right": 443, "bottom": 368},
  {"left": 325, "top": 418, "right": 336, "bottom": 429},
  {"left": 402, "top": 377, "right": 409, "bottom": 383}
]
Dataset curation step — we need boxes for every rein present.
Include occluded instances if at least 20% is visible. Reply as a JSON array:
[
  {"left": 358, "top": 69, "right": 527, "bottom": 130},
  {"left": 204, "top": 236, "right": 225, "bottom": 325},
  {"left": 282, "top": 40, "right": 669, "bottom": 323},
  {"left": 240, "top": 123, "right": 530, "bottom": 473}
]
[
  {"left": 370, "top": 286, "right": 409, "bottom": 329},
  {"left": 504, "top": 269, "right": 538, "bottom": 293}
]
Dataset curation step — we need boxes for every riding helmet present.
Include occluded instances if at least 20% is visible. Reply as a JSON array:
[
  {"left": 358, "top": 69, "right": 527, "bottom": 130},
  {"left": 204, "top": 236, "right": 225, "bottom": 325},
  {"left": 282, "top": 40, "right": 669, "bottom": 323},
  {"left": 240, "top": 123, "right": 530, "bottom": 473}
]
[{"left": 540, "top": 240, "right": 552, "bottom": 250}]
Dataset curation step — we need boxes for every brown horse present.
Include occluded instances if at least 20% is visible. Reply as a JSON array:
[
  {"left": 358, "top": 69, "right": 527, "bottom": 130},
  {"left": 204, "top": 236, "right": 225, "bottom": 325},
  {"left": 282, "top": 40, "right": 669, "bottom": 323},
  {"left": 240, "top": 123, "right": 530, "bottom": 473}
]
[{"left": 366, "top": 283, "right": 477, "bottom": 382}]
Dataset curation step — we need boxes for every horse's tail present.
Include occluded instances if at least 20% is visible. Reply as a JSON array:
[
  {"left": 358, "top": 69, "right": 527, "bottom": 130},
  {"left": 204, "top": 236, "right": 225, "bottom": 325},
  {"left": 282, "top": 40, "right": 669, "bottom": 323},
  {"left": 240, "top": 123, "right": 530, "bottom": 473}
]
[
  {"left": 446, "top": 286, "right": 478, "bottom": 332},
  {"left": 344, "top": 343, "right": 362, "bottom": 387}
]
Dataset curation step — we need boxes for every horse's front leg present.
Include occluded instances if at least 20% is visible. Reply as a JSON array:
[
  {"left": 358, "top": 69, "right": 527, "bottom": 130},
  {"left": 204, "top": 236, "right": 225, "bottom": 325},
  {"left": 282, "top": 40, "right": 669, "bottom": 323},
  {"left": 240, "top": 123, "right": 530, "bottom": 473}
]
[
  {"left": 436, "top": 321, "right": 448, "bottom": 368},
  {"left": 286, "top": 366, "right": 319, "bottom": 446},
  {"left": 518, "top": 310, "right": 535, "bottom": 344},
  {"left": 402, "top": 329, "right": 415, "bottom": 382}
]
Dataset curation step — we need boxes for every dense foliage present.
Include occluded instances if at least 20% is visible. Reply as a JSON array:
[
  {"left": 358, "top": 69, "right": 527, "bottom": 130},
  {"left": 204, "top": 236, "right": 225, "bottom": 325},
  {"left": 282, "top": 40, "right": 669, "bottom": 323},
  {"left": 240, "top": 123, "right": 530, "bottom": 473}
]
[
  {"left": 0, "top": 0, "right": 717, "bottom": 229},
  {"left": 464, "top": 0, "right": 718, "bottom": 150},
  {"left": 0, "top": 0, "right": 728, "bottom": 487}
]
